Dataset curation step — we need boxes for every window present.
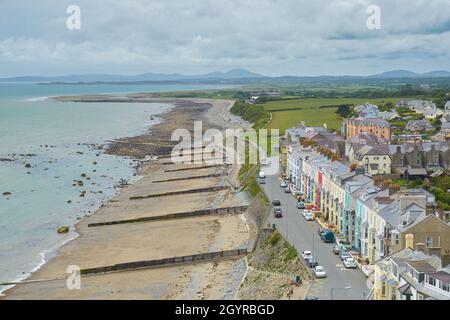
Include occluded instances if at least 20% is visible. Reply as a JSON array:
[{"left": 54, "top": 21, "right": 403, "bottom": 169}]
[
  {"left": 394, "top": 234, "right": 400, "bottom": 245},
  {"left": 392, "top": 264, "right": 398, "bottom": 277},
  {"left": 417, "top": 294, "right": 424, "bottom": 300},
  {"left": 426, "top": 236, "right": 433, "bottom": 248},
  {"left": 439, "top": 281, "right": 450, "bottom": 292},
  {"left": 427, "top": 276, "right": 436, "bottom": 286}
]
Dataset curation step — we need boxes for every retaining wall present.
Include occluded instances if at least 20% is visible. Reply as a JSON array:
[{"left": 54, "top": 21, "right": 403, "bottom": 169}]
[
  {"left": 80, "top": 248, "right": 248, "bottom": 275},
  {"left": 88, "top": 205, "right": 249, "bottom": 227}
]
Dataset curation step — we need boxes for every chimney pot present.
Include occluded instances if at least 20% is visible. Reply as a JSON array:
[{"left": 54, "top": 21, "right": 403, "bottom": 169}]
[{"left": 416, "top": 242, "right": 426, "bottom": 252}]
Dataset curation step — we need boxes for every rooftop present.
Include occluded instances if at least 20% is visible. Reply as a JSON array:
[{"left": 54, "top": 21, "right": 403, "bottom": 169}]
[
  {"left": 428, "top": 271, "right": 450, "bottom": 284},
  {"left": 408, "top": 260, "right": 437, "bottom": 273}
]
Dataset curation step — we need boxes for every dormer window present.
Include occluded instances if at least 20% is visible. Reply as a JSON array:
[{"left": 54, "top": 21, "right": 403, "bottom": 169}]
[{"left": 427, "top": 275, "right": 436, "bottom": 286}]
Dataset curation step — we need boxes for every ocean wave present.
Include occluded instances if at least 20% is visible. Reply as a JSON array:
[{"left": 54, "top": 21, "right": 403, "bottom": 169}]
[
  {"left": 0, "top": 230, "right": 80, "bottom": 296},
  {"left": 24, "top": 96, "right": 51, "bottom": 102}
]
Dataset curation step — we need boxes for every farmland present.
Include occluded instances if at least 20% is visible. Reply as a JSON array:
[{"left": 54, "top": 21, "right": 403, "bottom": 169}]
[{"left": 262, "top": 97, "right": 401, "bottom": 134}]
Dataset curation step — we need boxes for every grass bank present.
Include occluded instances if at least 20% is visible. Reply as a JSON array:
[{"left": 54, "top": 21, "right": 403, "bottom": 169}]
[
  {"left": 230, "top": 100, "right": 271, "bottom": 204},
  {"left": 238, "top": 229, "right": 310, "bottom": 299}
]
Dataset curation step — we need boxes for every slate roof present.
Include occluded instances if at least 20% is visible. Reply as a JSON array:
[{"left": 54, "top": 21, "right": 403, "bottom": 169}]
[
  {"left": 408, "top": 260, "right": 437, "bottom": 273},
  {"left": 377, "top": 201, "right": 425, "bottom": 230},
  {"left": 350, "top": 117, "right": 390, "bottom": 127},
  {"left": 348, "top": 132, "right": 384, "bottom": 145},
  {"left": 428, "top": 271, "right": 450, "bottom": 284}
]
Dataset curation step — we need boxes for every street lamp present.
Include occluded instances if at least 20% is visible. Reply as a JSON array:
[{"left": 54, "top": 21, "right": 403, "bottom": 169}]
[{"left": 330, "top": 286, "right": 351, "bottom": 300}]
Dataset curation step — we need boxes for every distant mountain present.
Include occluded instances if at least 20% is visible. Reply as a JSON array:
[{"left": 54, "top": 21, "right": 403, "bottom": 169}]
[
  {"left": 421, "top": 70, "right": 450, "bottom": 78},
  {"left": 198, "top": 69, "right": 263, "bottom": 79},
  {"left": 2, "top": 68, "right": 450, "bottom": 84},
  {"left": 0, "top": 69, "right": 265, "bottom": 83},
  {"left": 370, "top": 69, "right": 450, "bottom": 78}
]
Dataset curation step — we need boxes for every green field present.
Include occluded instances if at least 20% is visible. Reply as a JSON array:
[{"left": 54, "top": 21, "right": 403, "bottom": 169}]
[{"left": 263, "top": 97, "right": 401, "bottom": 134}]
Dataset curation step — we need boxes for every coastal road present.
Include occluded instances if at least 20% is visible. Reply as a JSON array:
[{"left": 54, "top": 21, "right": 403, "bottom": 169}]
[{"left": 261, "top": 172, "right": 370, "bottom": 300}]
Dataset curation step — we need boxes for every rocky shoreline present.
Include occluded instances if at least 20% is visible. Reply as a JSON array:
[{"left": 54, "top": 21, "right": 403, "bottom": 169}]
[{"left": 2, "top": 97, "right": 254, "bottom": 300}]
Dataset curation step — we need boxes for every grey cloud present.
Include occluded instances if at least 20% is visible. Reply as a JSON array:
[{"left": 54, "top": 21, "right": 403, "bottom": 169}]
[{"left": 0, "top": 0, "right": 449, "bottom": 76}]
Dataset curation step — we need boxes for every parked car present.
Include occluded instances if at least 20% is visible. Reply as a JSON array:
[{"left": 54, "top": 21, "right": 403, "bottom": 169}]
[
  {"left": 343, "top": 257, "right": 357, "bottom": 269},
  {"left": 301, "top": 250, "right": 312, "bottom": 260},
  {"left": 272, "top": 200, "right": 281, "bottom": 207},
  {"left": 296, "top": 201, "right": 305, "bottom": 209},
  {"left": 304, "top": 295, "right": 319, "bottom": 300},
  {"left": 292, "top": 188, "right": 303, "bottom": 196},
  {"left": 332, "top": 245, "right": 341, "bottom": 255},
  {"left": 258, "top": 176, "right": 266, "bottom": 184},
  {"left": 280, "top": 181, "right": 288, "bottom": 188},
  {"left": 284, "top": 186, "right": 291, "bottom": 193},
  {"left": 303, "top": 211, "right": 314, "bottom": 221},
  {"left": 306, "top": 256, "right": 319, "bottom": 268},
  {"left": 273, "top": 207, "right": 282, "bottom": 218},
  {"left": 313, "top": 266, "right": 327, "bottom": 278},
  {"left": 320, "top": 229, "right": 335, "bottom": 243},
  {"left": 339, "top": 251, "right": 352, "bottom": 261}
]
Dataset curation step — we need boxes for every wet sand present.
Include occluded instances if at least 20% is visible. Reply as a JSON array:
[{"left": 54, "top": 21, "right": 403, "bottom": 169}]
[{"left": 2, "top": 97, "right": 254, "bottom": 299}]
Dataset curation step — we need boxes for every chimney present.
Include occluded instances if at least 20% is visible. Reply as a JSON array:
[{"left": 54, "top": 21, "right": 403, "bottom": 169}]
[
  {"left": 426, "top": 247, "right": 442, "bottom": 257},
  {"left": 416, "top": 242, "right": 426, "bottom": 252},
  {"left": 441, "top": 254, "right": 450, "bottom": 268},
  {"left": 405, "top": 234, "right": 414, "bottom": 249},
  {"left": 389, "top": 186, "right": 398, "bottom": 196}
]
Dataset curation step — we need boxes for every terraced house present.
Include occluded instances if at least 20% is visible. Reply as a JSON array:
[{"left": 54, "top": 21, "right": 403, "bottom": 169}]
[
  {"left": 374, "top": 236, "right": 450, "bottom": 300},
  {"left": 285, "top": 127, "right": 450, "bottom": 265},
  {"left": 389, "top": 142, "right": 450, "bottom": 173}
]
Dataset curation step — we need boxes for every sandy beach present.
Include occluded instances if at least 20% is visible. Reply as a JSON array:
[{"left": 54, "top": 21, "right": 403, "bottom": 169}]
[{"left": 2, "top": 97, "right": 254, "bottom": 299}]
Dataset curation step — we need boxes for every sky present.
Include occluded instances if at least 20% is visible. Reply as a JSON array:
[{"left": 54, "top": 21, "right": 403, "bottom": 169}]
[{"left": 1, "top": 0, "right": 450, "bottom": 77}]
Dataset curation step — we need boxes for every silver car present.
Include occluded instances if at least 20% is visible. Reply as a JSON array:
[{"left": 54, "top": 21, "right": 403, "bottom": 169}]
[
  {"left": 313, "top": 266, "right": 327, "bottom": 278},
  {"left": 343, "top": 257, "right": 357, "bottom": 269}
]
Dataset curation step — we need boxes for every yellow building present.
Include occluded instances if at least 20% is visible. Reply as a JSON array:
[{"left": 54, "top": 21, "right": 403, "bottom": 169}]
[
  {"left": 348, "top": 144, "right": 391, "bottom": 175},
  {"left": 373, "top": 234, "right": 416, "bottom": 300}
]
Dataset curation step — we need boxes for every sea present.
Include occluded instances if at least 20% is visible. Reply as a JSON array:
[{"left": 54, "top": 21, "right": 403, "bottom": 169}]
[{"left": 0, "top": 82, "right": 233, "bottom": 294}]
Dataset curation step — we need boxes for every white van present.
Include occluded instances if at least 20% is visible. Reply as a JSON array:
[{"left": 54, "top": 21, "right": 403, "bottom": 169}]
[{"left": 258, "top": 171, "right": 266, "bottom": 184}]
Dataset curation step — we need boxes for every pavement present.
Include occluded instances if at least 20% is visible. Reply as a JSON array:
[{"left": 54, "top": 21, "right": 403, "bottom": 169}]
[{"left": 261, "top": 173, "right": 371, "bottom": 300}]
